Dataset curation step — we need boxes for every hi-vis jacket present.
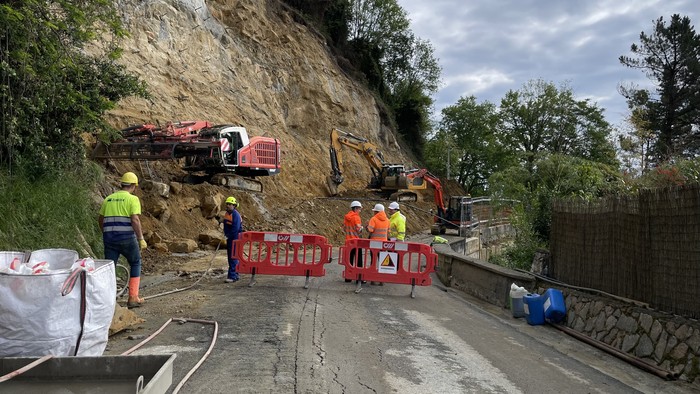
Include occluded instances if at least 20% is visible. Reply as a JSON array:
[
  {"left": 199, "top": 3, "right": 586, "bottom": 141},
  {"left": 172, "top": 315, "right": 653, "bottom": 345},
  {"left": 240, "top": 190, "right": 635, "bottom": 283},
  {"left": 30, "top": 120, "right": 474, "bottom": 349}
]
[
  {"left": 389, "top": 211, "right": 406, "bottom": 241},
  {"left": 367, "top": 211, "right": 389, "bottom": 240},
  {"left": 99, "top": 190, "right": 141, "bottom": 243},
  {"left": 343, "top": 210, "right": 362, "bottom": 240}
]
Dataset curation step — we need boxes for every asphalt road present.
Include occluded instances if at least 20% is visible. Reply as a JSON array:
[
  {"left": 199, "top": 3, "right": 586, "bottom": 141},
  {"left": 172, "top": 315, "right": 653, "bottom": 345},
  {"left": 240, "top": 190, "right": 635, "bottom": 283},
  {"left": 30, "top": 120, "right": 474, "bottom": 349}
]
[{"left": 105, "top": 249, "right": 697, "bottom": 393}]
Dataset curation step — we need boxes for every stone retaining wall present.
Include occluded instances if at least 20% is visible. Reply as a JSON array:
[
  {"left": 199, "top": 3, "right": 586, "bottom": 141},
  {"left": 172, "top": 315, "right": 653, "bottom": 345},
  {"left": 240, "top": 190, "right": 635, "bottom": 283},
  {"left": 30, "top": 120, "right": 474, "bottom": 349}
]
[{"left": 560, "top": 288, "right": 700, "bottom": 382}]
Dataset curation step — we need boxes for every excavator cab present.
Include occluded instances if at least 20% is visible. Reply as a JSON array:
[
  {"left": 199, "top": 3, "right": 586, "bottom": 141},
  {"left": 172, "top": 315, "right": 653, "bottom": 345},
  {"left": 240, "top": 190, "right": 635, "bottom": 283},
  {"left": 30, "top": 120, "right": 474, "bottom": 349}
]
[
  {"left": 432, "top": 195, "right": 473, "bottom": 236},
  {"left": 378, "top": 165, "right": 408, "bottom": 190}
]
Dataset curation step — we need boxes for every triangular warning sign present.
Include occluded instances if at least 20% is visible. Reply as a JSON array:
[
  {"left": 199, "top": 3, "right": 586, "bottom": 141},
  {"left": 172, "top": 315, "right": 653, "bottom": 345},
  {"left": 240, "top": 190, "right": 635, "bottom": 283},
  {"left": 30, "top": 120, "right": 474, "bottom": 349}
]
[{"left": 381, "top": 254, "right": 395, "bottom": 267}]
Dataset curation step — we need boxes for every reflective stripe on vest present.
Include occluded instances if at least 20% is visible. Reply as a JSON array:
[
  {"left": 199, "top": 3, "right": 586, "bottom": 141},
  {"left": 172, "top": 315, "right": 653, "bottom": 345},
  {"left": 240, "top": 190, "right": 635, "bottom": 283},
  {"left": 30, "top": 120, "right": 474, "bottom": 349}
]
[
  {"left": 344, "top": 223, "right": 361, "bottom": 239},
  {"left": 102, "top": 216, "right": 134, "bottom": 242},
  {"left": 368, "top": 225, "right": 388, "bottom": 240}
]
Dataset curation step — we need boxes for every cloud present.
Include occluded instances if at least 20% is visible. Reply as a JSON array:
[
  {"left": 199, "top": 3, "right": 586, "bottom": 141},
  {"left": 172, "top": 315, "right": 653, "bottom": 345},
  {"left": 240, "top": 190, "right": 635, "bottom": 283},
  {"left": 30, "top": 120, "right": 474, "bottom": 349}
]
[{"left": 400, "top": 0, "right": 699, "bottom": 126}]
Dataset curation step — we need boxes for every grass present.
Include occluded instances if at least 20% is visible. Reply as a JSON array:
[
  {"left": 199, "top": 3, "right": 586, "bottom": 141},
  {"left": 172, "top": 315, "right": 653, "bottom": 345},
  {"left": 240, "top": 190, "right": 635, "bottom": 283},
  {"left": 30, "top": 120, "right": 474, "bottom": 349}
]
[{"left": 0, "top": 164, "right": 105, "bottom": 258}]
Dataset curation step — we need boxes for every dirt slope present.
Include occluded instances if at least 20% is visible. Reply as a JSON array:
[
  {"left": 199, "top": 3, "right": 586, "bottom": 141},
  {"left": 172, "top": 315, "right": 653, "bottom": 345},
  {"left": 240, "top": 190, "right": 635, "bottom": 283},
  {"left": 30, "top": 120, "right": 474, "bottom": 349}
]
[{"left": 96, "top": 0, "right": 454, "bottom": 272}]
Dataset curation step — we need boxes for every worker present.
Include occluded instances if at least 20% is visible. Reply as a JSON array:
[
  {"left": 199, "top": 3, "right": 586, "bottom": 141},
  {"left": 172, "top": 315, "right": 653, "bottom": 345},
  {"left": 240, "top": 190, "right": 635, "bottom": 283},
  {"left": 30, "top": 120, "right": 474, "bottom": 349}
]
[
  {"left": 98, "top": 172, "right": 147, "bottom": 308},
  {"left": 223, "top": 196, "right": 243, "bottom": 283},
  {"left": 367, "top": 203, "right": 389, "bottom": 286},
  {"left": 367, "top": 203, "right": 389, "bottom": 240},
  {"left": 387, "top": 201, "right": 406, "bottom": 241},
  {"left": 343, "top": 200, "right": 364, "bottom": 283}
]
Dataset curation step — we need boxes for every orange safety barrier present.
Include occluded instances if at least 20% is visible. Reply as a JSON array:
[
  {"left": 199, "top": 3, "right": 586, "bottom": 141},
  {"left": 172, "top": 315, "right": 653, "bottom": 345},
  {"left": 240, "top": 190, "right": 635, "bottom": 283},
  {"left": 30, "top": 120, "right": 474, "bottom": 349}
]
[
  {"left": 233, "top": 231, "right": 333, "bottom": 288},
  {"left": 339, "top": 238, "right": 437, "bottom": 298}
]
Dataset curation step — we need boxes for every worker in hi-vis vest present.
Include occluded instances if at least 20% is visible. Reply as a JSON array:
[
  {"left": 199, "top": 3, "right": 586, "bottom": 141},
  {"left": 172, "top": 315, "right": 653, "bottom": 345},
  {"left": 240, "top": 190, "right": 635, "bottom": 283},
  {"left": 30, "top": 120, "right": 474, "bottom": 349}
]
[
  {"left": 98, "top": 172, "right": 147, "bottom": 308},
  {"left": 387, "top": 201, "right": 406, "bottom": 241},
  {"left": 366, "top": 203, "right": 389, "bottom": 286},
  {"left": 343, "top": 200, "right": 364, "bottom": 283}
]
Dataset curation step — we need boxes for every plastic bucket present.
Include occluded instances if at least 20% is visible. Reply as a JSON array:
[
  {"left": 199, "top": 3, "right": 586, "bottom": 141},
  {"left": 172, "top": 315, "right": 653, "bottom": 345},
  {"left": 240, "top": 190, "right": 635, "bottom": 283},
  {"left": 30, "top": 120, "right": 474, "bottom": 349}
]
[
  {"left": 543, "top": 288, "right": 566, "bottom": 323},
  {"left": 510, "top": 295, "right": 526, "bottom": 318},
  {"left": 523, "top": 293, "right": 545, "bottom": 325}
]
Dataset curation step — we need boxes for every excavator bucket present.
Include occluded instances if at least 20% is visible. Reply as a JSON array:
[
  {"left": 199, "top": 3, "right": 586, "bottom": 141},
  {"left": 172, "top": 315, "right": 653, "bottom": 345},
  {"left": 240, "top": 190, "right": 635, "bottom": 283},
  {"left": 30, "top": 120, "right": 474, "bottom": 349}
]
[{"left": 326, "top": 175, "right": 340, "bottom": 196}]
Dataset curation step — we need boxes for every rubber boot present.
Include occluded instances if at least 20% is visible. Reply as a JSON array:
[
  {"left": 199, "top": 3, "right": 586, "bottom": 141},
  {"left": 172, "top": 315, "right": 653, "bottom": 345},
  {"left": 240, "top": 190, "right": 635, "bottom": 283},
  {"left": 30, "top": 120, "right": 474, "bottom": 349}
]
[{"left": 127, "top": 277, "right": 144, "bottom": 308}]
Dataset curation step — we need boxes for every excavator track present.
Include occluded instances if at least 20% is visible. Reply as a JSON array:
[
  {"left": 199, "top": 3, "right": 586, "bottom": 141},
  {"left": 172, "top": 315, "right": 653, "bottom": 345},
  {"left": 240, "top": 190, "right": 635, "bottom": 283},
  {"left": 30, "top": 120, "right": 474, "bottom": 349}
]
[
  {"left": 182, "top": 173, "right": 263, "bottom": 192},
  {"left": 210, "top": 174, "right": 263, "bottom": 192}
]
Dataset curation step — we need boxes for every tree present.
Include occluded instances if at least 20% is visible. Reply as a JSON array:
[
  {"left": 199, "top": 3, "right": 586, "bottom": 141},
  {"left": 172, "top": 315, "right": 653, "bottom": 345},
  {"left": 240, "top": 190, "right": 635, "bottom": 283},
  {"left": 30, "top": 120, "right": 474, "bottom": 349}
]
[
  {"left": 498, "top": 80, "right": 618, "bottom": 179},
  {"left": 619, "top": 14, "right": 700, "bottom": 162},
  {"left": 617, "top": 105, "right": 654, "bottom": 176},
  {"left": 488, "top": 80, "right": 620, "bottom": 268},
  {"left": 388, "top": 38, "right": 441, "bottom": 155},
  {"left": 0, "top": 0, "right": 147, "bottom": 177},
  {"left": 425, "top": 96, "right": 510, "bottom": 195}
]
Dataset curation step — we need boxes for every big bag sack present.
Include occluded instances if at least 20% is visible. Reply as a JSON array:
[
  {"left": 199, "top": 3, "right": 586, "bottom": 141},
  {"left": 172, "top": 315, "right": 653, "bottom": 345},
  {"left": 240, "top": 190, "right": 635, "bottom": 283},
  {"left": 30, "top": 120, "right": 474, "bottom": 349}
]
[{"left": 0, "top": 249, "right": 116, "bottom": 357}]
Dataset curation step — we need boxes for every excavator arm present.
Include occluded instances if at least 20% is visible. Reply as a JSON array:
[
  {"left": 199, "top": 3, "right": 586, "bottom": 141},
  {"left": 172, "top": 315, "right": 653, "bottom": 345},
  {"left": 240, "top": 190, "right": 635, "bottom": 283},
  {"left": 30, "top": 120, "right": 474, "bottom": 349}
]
[
  {"left": 327, "top": 128, "right": 386, "bottom": 195},
  {"left": 406, "top": 169, "right": 446, "bottom": 212}
]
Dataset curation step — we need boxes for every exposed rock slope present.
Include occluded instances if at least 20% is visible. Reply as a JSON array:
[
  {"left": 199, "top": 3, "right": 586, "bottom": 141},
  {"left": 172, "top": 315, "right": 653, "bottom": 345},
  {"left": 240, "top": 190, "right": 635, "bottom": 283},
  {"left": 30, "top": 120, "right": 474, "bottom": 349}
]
[{"left": 99, "top": 0, "right": 443, "bottom": 261}]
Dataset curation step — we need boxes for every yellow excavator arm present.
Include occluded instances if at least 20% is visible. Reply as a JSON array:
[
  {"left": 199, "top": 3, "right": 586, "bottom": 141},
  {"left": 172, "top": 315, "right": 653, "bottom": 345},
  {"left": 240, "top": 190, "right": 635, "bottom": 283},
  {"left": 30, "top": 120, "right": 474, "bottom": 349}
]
[
  {"left": 327, "top": 128, "right": 387, "bottom": 195},
  {"left": 326, "top": 127, "right": 431, "bottom": 201}
]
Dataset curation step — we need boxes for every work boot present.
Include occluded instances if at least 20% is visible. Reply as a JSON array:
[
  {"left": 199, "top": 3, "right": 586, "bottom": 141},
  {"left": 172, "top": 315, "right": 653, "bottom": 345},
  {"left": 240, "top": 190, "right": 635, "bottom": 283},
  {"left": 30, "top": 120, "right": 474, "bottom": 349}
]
[
  {"left": 127, "top": 277, "right": 144, "bottom": 308},
  {"left": 127, "top": 296, "right": 145, "bottom": 308}
]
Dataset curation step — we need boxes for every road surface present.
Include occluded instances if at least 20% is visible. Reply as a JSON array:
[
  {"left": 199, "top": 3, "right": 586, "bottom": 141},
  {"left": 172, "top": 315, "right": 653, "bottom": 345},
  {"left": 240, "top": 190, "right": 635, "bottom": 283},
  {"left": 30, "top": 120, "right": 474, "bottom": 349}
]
[{"left": 105, "top": 249, "right": 696, "bottom": 393}]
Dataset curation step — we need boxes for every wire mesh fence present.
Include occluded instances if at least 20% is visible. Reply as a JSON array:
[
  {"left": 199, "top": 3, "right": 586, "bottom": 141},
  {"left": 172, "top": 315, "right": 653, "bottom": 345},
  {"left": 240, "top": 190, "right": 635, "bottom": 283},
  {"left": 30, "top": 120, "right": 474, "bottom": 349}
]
[{"left": 550, "top": 184, "right": 700, "bottom": 318}]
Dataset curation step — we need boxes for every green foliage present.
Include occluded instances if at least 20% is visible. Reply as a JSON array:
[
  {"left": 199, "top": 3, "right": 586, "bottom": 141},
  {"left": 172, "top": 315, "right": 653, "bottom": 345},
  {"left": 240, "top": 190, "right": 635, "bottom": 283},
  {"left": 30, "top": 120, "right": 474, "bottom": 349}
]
[
  {"left": 498, "top": 80, "right": 619, "bottom": 175},
  {"left": 0, "top": 165, "right": 104, "bottom": 256},
  {"left": 390, "top": 79, "right": 432, "bottom": 155},
  {"left": 0, "top": 1, "right": 148, "bottom": 178},
  {"left": 489, "top": 154, "right": 623, "bottom": 268},
  {"left": 617, "top": 104, "right": 654, "bottom": 176},
  {"left": 427, "top": 96, "right": 513, "bottom": 195},
  {"left": 632, "top": 158, "right": 700, "bottom": 189},
  {"left": 489, "top": 204, "right": 545, "bottom": 271},
  {"left": 619, "top": 14, "right": 700, "bottom": 162}
]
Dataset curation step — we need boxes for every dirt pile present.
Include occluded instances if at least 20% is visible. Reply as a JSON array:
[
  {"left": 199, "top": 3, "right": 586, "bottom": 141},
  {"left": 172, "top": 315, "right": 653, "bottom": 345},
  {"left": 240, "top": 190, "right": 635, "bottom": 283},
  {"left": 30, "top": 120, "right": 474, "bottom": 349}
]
[{"left": 96, "top": 0, "right": 457, "bottom": 273}]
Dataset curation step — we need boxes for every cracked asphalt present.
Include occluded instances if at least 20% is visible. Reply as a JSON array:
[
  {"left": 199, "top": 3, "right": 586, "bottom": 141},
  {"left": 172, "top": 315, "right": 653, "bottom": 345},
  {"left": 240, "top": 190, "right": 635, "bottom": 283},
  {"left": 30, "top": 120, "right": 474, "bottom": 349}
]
[{"left": 105, "top": 248, "right": 698, "bottom": 393}]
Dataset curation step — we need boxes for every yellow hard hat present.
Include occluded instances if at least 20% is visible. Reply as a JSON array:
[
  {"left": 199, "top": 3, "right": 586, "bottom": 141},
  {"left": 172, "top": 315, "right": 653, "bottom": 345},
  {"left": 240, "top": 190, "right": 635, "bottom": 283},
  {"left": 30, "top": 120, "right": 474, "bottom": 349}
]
[
  {"left": 120, "top": 172, "right": 139, "bottom": 186},
  {"left": 225, "top": 196, "right": 238, "bottom": 205}
]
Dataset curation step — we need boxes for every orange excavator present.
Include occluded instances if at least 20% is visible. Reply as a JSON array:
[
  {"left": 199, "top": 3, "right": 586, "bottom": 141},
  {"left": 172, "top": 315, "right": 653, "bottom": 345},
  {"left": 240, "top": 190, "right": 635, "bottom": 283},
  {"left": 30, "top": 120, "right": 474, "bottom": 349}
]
[
  {"left": 406, "top": 169, "right": 473, "bottom": 236},
  {"left": 92, "top": 120, "right": 281, "bottom": 192},
  {"left": 326, "top": 128, "right": 427, "bottom": 201}
]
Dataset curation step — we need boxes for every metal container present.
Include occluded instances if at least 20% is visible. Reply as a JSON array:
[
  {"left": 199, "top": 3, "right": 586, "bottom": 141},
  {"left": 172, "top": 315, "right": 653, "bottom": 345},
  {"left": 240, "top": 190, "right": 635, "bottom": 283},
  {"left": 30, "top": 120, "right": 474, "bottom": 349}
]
[{"left": 0, "top": 354, "right": 176, "bottom": 393}]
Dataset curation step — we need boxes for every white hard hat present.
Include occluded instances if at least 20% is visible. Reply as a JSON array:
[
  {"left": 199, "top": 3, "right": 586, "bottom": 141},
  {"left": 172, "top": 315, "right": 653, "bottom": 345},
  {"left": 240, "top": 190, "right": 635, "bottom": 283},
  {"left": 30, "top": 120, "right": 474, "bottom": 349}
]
[
  {"left": 372, "top": 203, "right": 385, "bottom": 212},
  {"left": 350, "top": 200, "right": 362, "bottom": 208},
  {"left": 388, "top": 201, "right": 400, "bottom": 210}
]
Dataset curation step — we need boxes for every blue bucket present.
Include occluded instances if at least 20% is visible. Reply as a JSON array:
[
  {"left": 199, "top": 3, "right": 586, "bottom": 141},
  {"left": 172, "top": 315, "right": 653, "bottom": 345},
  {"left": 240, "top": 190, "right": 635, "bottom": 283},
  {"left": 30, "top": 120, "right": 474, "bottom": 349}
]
[
  {"left": 523, "top": 293, "right": 545, "bottom": 325},
  {"left": 543, "top": 288, "right": 566, "bottom": 323}
]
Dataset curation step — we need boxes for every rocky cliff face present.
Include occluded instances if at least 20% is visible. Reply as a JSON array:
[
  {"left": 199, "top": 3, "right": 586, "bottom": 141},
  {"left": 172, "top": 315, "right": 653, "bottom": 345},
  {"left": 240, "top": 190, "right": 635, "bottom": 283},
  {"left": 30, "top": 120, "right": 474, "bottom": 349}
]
[
  {"left": 108, "top": 0, "right": 408, "bottom": 197},
  {"left": 98, "top": 0, "right": 436, "bottom": 253}
]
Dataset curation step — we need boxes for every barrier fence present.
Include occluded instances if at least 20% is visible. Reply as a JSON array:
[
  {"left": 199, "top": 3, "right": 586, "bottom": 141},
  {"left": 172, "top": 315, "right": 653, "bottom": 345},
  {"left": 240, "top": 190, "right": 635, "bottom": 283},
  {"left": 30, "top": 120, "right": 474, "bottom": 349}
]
[
  {"left": 339, "top": 239, "right": 437, "bottom": 298},
  {"left": 233, "top": 232, "right": 332, "bottom": 288}
]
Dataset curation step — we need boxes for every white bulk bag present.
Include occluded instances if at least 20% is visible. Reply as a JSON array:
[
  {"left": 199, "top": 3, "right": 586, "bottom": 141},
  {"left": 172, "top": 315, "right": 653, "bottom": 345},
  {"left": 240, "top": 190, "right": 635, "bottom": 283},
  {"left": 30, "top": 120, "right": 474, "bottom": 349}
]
[{"left": 0, "top": 249, "right": 116, "bottom": 357}]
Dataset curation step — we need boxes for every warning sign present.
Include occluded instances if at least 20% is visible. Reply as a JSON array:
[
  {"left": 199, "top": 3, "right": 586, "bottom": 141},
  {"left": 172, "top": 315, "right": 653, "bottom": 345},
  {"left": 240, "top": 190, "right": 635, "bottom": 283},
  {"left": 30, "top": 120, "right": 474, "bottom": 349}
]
[{"left": 377, "top": 251, "right": 398, "bottom": 274}]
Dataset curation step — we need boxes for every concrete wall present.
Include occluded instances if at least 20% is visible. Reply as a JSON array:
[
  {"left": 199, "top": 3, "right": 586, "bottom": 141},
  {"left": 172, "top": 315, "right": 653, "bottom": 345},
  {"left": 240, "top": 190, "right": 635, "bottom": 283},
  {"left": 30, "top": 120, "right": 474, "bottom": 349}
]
[
  {"left": 435, "top": 239, "right": 700, "bottom": 384},
  {"left": 434, "top": 243, "right": 534, "bottom": 308}
]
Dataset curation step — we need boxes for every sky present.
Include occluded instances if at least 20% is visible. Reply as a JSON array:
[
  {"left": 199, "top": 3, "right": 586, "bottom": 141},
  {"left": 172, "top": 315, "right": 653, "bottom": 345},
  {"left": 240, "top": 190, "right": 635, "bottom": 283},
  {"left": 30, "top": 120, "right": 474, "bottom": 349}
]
[{"left": 399, "top": 0, "right": 699, "bottom": 128}]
